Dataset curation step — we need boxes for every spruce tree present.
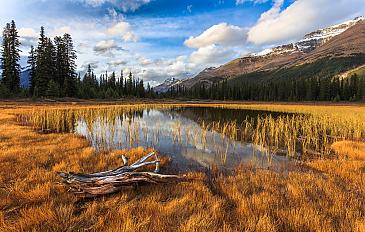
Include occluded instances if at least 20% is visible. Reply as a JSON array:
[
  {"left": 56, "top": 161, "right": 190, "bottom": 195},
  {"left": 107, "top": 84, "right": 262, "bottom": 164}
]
[
  {"left": 1, "top": 21, "right": 21, "bottom": 93},
  {"left": 0, "top": 23, "right": 10, "bottom": 90},
  {"left": 54, "top": 36, "right": 67, "bottom": 89},
  {"left": 62, "top": 34, "right": 77, "bottom": 97},
  {"left": 28, "top": 46, "right": 36, "bottom": 95},
  {"left": 35, "top": 27, "right": 49, "bottom": 96},
  {"left": 118, "top": 70, "right": 124, "bottom": 96}
]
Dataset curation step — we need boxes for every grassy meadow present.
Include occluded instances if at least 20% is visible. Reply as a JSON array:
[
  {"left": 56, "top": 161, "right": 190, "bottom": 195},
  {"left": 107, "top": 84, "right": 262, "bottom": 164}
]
[{"left": 1, "top": 101, "right": 365, "bottom": 231}]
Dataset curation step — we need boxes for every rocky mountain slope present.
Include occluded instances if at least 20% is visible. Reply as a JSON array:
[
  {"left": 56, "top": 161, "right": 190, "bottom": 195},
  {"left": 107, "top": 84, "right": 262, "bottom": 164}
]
[
  {"left": 153, "top": 77, "right": 183, "bottom": 93},
  {"left": 181, "top": 17, "right": 365, "bottom": 89},
  {"left": 20, "top": 67, "right": 31, "bottom": 88}
]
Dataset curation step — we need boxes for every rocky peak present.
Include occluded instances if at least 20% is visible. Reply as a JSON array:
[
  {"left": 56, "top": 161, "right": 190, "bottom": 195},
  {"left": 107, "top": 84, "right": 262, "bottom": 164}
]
[
  {"left": 153, "top": 77, "right": 183, "bottom": 93},
  {"left": 252, "top": 16, "right": 365, "bottom": 56}
]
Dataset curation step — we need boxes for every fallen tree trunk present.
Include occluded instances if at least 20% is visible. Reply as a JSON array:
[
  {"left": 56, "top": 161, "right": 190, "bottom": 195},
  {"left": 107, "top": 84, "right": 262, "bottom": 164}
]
[{"left": 58, "top": 152, "right": 183, "bottom": 197}]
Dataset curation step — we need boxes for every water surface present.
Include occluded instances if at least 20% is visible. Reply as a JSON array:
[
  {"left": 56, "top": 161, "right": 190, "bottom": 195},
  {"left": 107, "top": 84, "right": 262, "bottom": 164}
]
[{"left": 75, "top": 107, "right": 290, "bottom": 171}]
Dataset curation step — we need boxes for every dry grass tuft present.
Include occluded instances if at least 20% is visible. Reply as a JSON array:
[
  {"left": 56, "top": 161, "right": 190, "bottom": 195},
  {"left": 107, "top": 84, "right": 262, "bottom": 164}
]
[
  {"left": 331, "top": 140, "right": 365, "bottom": 160},
  {"left": 1, "top": 102, "right": 365, "bottom": 231}
]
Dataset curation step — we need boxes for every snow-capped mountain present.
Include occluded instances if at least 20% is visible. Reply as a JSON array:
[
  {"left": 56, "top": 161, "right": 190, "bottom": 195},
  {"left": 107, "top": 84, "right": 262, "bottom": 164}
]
[
  {"left": 296, "top": 16, "right": 364, "bottom": 52},
  {"left": 252, "top": 16, "right": 365, "bottom": 56},
  {"left": 20, "top": 67, "right": 31, "bottom": 88},
  {"left": 181, "top": 16, "right": 365, "bottom": 89},
  {"left": 153, "top": 77, "right": 184, "bottom": 93}
]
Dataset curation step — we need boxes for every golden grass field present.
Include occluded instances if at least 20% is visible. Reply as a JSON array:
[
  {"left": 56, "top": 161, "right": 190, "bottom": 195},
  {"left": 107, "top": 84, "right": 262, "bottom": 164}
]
[{"left": 1, "top": 101, "right": 365, "bottom": 232}]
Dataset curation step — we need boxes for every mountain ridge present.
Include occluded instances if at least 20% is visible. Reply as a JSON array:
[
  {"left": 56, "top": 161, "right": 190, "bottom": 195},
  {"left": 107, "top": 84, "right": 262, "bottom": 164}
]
[
  {"left": 180, "top": 16, "right": 365, "bottom": 89},
  {"left": 153, "top": 77, "right": 183, "bottom": 93}
]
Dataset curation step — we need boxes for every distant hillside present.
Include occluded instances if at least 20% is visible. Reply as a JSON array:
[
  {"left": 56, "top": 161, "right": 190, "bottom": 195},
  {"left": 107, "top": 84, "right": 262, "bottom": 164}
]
[
  {"left": 181, "top": 17, "right": 365, "bottom": 89},
  {"left": 229, "top": 54, "right": 365, "bottom": 84},
  {"left": 20, "top": 68, "right": 30, "bottom": 88},
  {"left": 154, "top": 77, "right": 183, "bottom": 93},
  {"left": 0, "top": 65, "right": 30, "bottom": 88}
]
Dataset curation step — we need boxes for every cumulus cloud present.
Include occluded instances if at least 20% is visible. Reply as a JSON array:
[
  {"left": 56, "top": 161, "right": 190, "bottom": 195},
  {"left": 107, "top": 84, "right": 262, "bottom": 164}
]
[
  {"left": 50, "top": 26, "right": 71, "bottom": 37},
  {"left": 138, "top": 56, "right": 154, "bottom": 66},
  {"left": 248, "top": 0, "right": 365, "bottom": 45},
  {"left": 189, "top": 45, "right": 236, "bottom": 65},
  {"left": 93, "top": 40, "right": 124, "bottom": 54},
  {"left": 18, "top": 28, "right": 38, "bottom": 39},
  {"left": 184, "top": 23, "right": 247, "bottom": 48},
  {"left": 18, "top": 28, "right": 38, "bottom": 47},
  {"left": 81, "top": 61, "right": 99, "bottom": 71},
  {"left": 107, "top": 21, "right": 138, "bottom": 42},
  {"left": 107, "top": 59, "right": 127, "bottom": 69},
  {"left": 78, "top": 0, "right": 151, "bottom": 12}
]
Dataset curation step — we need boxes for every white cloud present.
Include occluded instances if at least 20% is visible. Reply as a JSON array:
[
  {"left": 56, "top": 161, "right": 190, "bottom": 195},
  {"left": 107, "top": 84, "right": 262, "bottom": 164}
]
[
  {"left": 107, "top": 21, "right": 138, "bottom": 42},
  {"left": 50, "top": 26, "right": 71, "bottom": 37},
  {"left": 256, "top": 0, "right": 283, "bottom": 23},
  {"left": 138, "top": 56, "right": 154, "bottom": 66},
  {"left": 248, "top": 0, "right": 365, "bottom": 45},
  {"left": 18, "top": 28, "right": 38, "bottom": 48},
  {"left": 184, "top": 23, "right": 247, "bottom": 48},
  {"left": 107, "top": 59, "right": 127, "bottom": 69},
  {"left": 189, "top": 45, "right": 236, "bottom": 65},
  {"left": 122, "top": 31, "right": 138, "bottom": 42},
  {"left": 93, "top": 40, "right": 124, "bottom": 53},
  {"left": 18, "top": 28, "right": 38, "bottom": 39},
  {"left": 79, "top": 0, "right": 151, "bottom": 12},
  {"left": 81, "top": 61, "right": 99, "bottom": 71}
]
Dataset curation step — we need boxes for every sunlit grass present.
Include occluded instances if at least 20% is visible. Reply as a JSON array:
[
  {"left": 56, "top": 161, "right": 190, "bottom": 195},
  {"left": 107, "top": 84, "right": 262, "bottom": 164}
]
[
  {"left": 1, "top": 101, "right": 365, "bottom": 231},
  {"left": 19, "top": 103, "right": 365, "bottom": 160}
]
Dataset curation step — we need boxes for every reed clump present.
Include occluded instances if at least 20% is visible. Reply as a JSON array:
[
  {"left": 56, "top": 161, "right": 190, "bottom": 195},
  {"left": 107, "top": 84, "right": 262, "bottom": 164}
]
[
  {"left": 21, "top": 103, "right": 365, "bottom": 159},
  {"left": 1, "top": 102, "right": 365, "bottom": 231}
]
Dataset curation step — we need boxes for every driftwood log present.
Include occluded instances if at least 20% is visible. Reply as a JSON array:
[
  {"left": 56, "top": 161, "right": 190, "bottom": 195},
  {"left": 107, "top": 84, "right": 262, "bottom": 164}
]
[{"left": 58, "top": 152, "right": 182, "bottom": 197}]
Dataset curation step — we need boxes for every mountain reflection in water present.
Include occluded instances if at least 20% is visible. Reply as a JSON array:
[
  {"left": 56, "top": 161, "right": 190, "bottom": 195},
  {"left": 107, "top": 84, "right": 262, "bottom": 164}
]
[{"left": 75, "top": 107, "right": 290, "bottom": 171}]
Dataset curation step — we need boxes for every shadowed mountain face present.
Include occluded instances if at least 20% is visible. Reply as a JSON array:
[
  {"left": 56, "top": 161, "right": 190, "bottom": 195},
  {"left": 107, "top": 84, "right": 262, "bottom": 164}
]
[
  {"left": 20, "top": 68, "right": 31, "bottom": 88},
  {"left": 0, "top": 65, "right": 30, "bottom": 88},
  {"left": 181, "top": 17, "right": 365, "bottom": 89}
]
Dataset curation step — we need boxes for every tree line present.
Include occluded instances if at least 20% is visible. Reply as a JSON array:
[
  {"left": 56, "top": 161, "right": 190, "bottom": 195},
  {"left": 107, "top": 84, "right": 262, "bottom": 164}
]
[
  {"left": 0, "top": 20, "right": 153, "bottom": 99},
  {"left": 164, "top": 55, "right": 365, "bottom": 102},
  {"left": 78, "top": 64, "right": 155, "bottom": 99},
  {"left": 2, "top": 20, "right": 365, "bottom": 102},
  {"left": 165, "top": 73, "right": 365, "bottom": 102}
]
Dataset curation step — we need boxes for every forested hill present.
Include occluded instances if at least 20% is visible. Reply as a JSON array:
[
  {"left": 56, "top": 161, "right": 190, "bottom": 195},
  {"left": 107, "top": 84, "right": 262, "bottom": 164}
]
[
  {"left": 178, "top": 17, "right": 365, "bottom": 90},
  {"left": 165, "top": 54, "right": 365, "bottom": 101},
  {"left": 162, "top": 17, "right": 365, "bottom": 101}
]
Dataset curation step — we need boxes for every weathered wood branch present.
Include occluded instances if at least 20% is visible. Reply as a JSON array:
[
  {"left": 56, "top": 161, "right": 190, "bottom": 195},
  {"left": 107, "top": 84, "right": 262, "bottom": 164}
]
[{"left": 58, "top": 152, "right": 183, "bottom": 197}]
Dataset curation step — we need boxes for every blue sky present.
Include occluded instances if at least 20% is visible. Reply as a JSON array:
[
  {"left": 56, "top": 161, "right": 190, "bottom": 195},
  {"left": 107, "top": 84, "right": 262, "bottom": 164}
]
[{"left": 0, "top": 0, "right": 364, "bottom": 85}]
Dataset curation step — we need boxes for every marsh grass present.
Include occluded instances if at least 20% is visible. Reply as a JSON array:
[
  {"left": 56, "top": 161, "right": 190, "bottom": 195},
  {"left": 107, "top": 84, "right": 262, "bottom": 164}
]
[
  {"left": 2, "top": 102, "right": 365, "bottom": 231},
  {"left": 20, "top": 103, "right": 365, "bottom": 161}
]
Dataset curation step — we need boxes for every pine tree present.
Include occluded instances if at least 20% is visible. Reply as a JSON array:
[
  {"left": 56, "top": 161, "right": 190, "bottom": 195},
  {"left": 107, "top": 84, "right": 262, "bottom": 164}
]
[
  {"left": 9, "top": 20, "right": 21, "bottom": 92},
  {"left": 118, "top": 70, "right": 124, "bottom": 96},
  {"left": 109, "top": 71, "right": 116, "bottom": 89},
  {"left": 0, "top": 23, "right": 10, "bottom": 90},
  {"left": 138, "top": 79, "right": 145, "bottom": 98},
  {"left": 127, "top": 72, "right": 133, "bottom": 96},
  {"left": 45, "top": 38, "right": 56, "bottom": 82},
  {"left": 34, "top": 27, "right": 49, "bottom": 96},
  {"left": 54, "top": 36, "right": 67, "bottom": 89},
  {"left": 62, "top": 34, "right": 77, "bottom": 97},
  {"left": 28, "top": 46, "right": 36, "bottom": 95},
  {"left": 46, "top": 79, "right": 60, "bottom": 97},
  {"left": 1, "top": 21, "right": 21, "bottom": 93}
]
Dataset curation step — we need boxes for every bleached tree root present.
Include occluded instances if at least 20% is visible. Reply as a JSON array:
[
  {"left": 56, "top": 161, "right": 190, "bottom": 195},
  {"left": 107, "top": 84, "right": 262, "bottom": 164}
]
[{"left": 58, "top": 152, "right": 183, "bottom": 197}]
